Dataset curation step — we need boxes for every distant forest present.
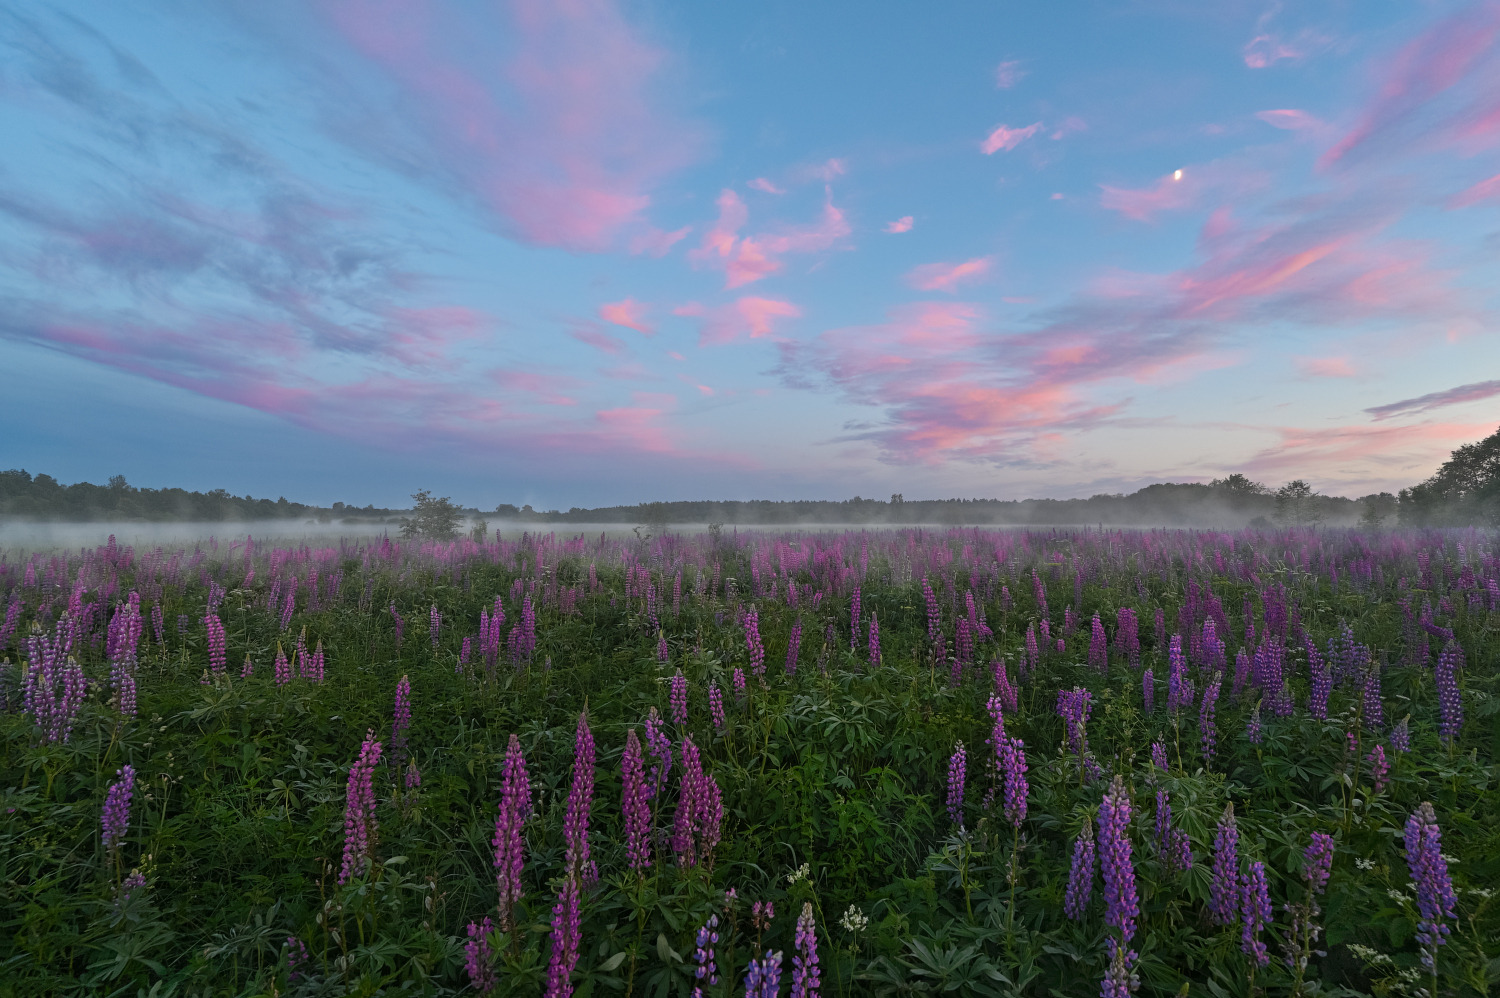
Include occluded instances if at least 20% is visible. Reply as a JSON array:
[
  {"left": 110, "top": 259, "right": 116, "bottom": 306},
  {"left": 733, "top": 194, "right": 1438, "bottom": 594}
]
[{"left": 3, "top": 424, "right": 1495, "bottom": 529}]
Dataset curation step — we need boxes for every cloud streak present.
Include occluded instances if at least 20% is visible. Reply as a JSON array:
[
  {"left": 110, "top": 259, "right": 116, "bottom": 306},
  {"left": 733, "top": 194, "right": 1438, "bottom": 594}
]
[{"left": 1365, "top": 380, "right": 1500, "bottom": 420}]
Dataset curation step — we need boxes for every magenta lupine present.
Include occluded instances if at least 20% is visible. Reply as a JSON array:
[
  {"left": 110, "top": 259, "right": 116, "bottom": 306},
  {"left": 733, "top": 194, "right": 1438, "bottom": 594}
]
[
  {"left": 645, "top": 707, "right": 674, "bottom": 796},
  {"left": 923, "top": 577, "right": 941, "bottom": 643},
  {"left": 850, "top": 586, "right": 862, "bottom": 649},
  {"left": 545, "top": 874, "right": 582, "bottom": 998},
  {"left": 1367, "top": 744, "right": 1389, "bottom": 793},
  {"left": 710, "top": 684, "right": 726, "bottom": 731},
  {"left": 1064, "top": 820, "right": 1096, "bottom": 920},
  {"left": 1391, "top": 716, "right": 1411, "bottom": 754},
  {"left": 658, "top": 632, "right": 670, "bottom": 664},
  {"left": 465, "top": 917, "right": 499, "bottom": 993},
  {"left": 693, "top": 914, "right": 721, "bottom": 998},
  {"left": 23, "top": 619, "right": 87, "bottom": 744},
  {"left": 205, "top": 613, "right": 227, "bottom": 674},
  {"left": 1151, "top": 740, "right": 1168, "bottom": 773},
  {"left": 239, "top": 654, "right": 253, "bottom": 679},
  {"left": 746, "top": 949, "right": 784, "bottom": 998},
  {"left": 786, "top": 619, "right": 802, "bottom": 674},
  {"left": 279, "top": 581, "right": 296, "bottom": 631},
  {"left": 1240, "top": 860, "right": 1272, "bottom": 968},
  {"left": 494, "top": 734, "right": 531, "bottom": 930},
  {"left": 392, "top": 675, "right": 412, "bottom": 755},
  {"left": 1435, "top": 642, "right": 1464, "bottom": 746},
  {"left": 1199, "top": 673, "right": 1222, "bottom": 762},
  {"left": 306, "top": 640, "right": 325, "bottom": 682},
  {"left": 337, "top": 731, "right": 382, "bottom": 884},
  {"left": 946, "top": 741, "right": 967, "bottom": 828},
  {"left": 1098, "top": 777, "right": 1140, "bottom": 998},
  {"left": 1166, "top": 635, "right": 1190, "bottom": 714},
  {"left": 745, "top": 607, "right": 766, "bottom": 678},
  {"left": 429, "top": 603, "right": 441, "bottom": 648},
  {"left": 1117, "top": 606, "right": 1140, "bottom": 667},
  {"left": 992, "top": 659, "right": 1018, "bottom": 713},
  {"left": 287, "top": 935, "right": 311, "bottom": 983},
  {"left": 868, "top": 612, "right": 881, "bottom": 666},
  {"left": 405, "top": 758, "right": 421, "bottom": 790},
  {"left": 1088, "top": 613, "right": 1108, "bottom": 671},
  {"left": 1209, "top": 804, "right": 1240, "bottom": 926},
  {"left": 790, "top": 902, "right": 820, "bottom": 998},
  {"left": 563, "top": 712, "right": 596, "bottom": 883},
  {"left": 1141, "top": 668, "right": 1154, "bottom": 713},
  {"left": 733, "top": 665, "right": 748, "bottom": 700},
  {"left": 1405, "top": 802, "right": 1457, "bottom": 970},
  {"left": 999, "top": 736, "right": 1029, "bottom": 828},
  {"left": 671, "top": 672, "right": 689, "bottom": 725},
  {"left": 273, "top": 643, "right": 292, "bottom": 686},
  {"left": 101, "top": 764, "right": 135, "bottom": 859},
  {"left": 0, "top": 596, "right": 21, "bottom": 650},
  {"left": 459, "top": 635, "right": 472, "bottom": 672},
  {"left": 623, "top": 729, "right": 651, "bottom": 871},
  {"left": 1024, "top": 623, "right": 1039, "bottom": 673}
]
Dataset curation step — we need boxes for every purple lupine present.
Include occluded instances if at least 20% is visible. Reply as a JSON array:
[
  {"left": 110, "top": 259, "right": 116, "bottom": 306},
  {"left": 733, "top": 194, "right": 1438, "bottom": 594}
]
[
  {"left": 923, "top": 577, "right": 941, "bottom": 643},
  {"left": 280, "top": 581, "right": 296, "bottom": 631},
  {"left": 1000, "top": 736, "right": 1029, "bottom": 828},
  {"left": 1064, "top": 820, "right": 1096, "bottom": 920},
  {"left": 392, "top": 675, "right": 412, "bottom": 756},
  {"left": 459, "top": 635, "right": 472, "bottom": 672},
  {"left": 992, "top": 659, "right": 1018, "bottom": 713},
  {"left": 1118, "top": 606, "right": 1140, "bottom": 668},
  {"left": 430, "top": 603, "right": 441, "bottom": 649},
  {"left": 1057, "top": 687, "right": 1092, "bottom": 757},
  {"left": 1141, "top": 668, "right": 1154, "bottom": 713},
  {"left": 239, "top": 654, "right": 253, "bottom": 679},
  {"left": 1303, "top": 833, "right": 1333, "bottom": 895},
  {"left": 746, "top": 949, "right": 784, "bottom": 998},
  {"left": 1209, "top": 804, "right": 1240, "bottom": 926},
  {"left": 1154, "top": 790, "right": 1192, "bottom": 875},
  {"left": 465, "top": 917, "right": 499, "bottom": 993},
  {"left": 693, "top": 914, "right": 721, "bottom": 998},
  {"left": 733, "top": 665, "right": 748, "bottom": 700},
  {"left": 1024, "top": 623, "right": 1038, "bottom": 674},
  {"left": 670, "top": 672, "right": 689, "bottom": 725},
  {"left": 1240, "top": 860, "right": 1272, "bottom": 968},
  {"left": 0, "top": 596, "right": 22, "bottom": 650},
  {"left": 101, "top": 764, "right": 136, "bottom": 858},
  {"left": 1088, "top": 613, "right": 1108, "bottom": 671},
  {"left": 563, "top": 712, "right": 596, "bottom": 884},
  {"left": 273, "top": 643, "right": 292, "bottom": 686},
  {"left": 1390, "top": 716, "right": 1411, "bottom": 754},
  {"left": 545, "top": 874, "right": 582, "bottom": 998},
  {"left": 287, "top": 935, "right": 311, "bottom": 983},
  {"left": 1098, "top": 777, "right": 1140, "bottom": 998},
  {"left": 623, "top": 729, "right": 651, "bottom": 871},
  {"left": 946, "top": 741, "right": 967, "bottom": 828},
  {"left": 1362, "top": 664, "right": 1384, "bottom": 730},
  {"left": 1166, "top": 635, "right": 1191, "bottom": 713},
  {"left": 1404, "top": 802, "right": 1457, "bottom": 970},
  {"left": 1246, "top": 701, "right": 1263, "bottom": 745},
  {"left": 645, "top": 707, "right": 673, "bottom": 796},
  {"left": 405, "top": 758, "right": 421, "bottom": 790},
  {"left": 494, "top": 733, "right": 531, "bottom": 930},
  {"left": 868, "top": 612, "right": 881, "bottom": 666},
  {"left": 710, "top": 684, "right": 726, "bottom": 731},
  {"left": 658, "top": 632, "right": 670, "bottom": 665},
  {"left": 205, "top": 614, "right": 227, "bottom": 674},
  {"left": 1151, "top": 740, "right": 1168, "bottom": 773},
  {"left": 1305, "top": 641, "right": 1330, "bottom": 721},
  {"left": 1367, "top": 744, "right": 1389, "bottom": 793},
  {"left": 337, "top": 731, "right": 382, "bottom": 884},
  {"left": 790, "top": 902, "right": 820, "bottom": 998},
  {"left": 22, "top": 619, "right": 87, "bottom": 744},
  {"left": 1435, "top": 642, "right": 1464, "bottom": 746},
  {"left": 850, "top": 586, "right": 862, "bottom": 649},
  {"left": 745, "top": 607, "right": 766, "bottom": 678},
  {"left": 306, "top": 640, "right": 326, "bottom": 682},
  {"left": 389, "top": 604, "right": 405, "bottom": 647},
  {"left": 786, "top": 619, "right": 802, "bottom": 675},
  {"left": 1199, "top": 673, "right": 1222, "bottom": 762}
]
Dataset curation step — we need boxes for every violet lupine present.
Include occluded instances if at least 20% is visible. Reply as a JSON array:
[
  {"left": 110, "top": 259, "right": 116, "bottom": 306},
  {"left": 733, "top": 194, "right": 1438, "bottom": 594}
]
[
  {"left": 992, "top": 659, "right": 1018, "bottom": 713},
  {"left": 710, "top": 684, "right": 726, "bottom": 731},
  {"left": 1150, "top": 740, "right": 1168, "bottom": 774},
  {"left": 1246, "top": 701, "right": 1263, "bottom": 745},
  {"left": 545, "top": 874, "right": 582, "bottom": 998},
  {"left": 1306, "top": 643, "right": 1330, "bottom": 721},
  {"left": 1367, "top": 744, "right": 1389, "bottom": 793},
  {"left": 101, "top": 764, "right": 135, "bottom": 859},
  {"left": 1166, "top": 635, "right": 1191, "bottom": 714},
  {"left": 1141, "top": 668, "right": 1154, "bottom": 713},
  {"left": 622, "top": 729, "right": 652, "bottom": 872},
  {"left": 745, "top": 607, "right": 766, "bottom": 678},
  {"left": 1088, "top": 613, "right": 1108, "bottom": 671},
  {"left": 0, "top": 596, "right": 21, "bottom": 651},
  {"left": 1154, "top": 790, "right": 1191, "bottom": 875},
  {"left": 1362, "top": 664, "right": 1384, "bottom": 730},
  {"left": 1209, "top": 804, "right": 1241, "bottom": 927},
  {"left": 733, "top": 665, "right": 748, "bottom": 700},
  {"left": 786, "top": 619, "right": 802, "bottom": 675},
  {"left": 239, "top": 654, "right": 253, "bottom": 679},
  {"left": 670, "top": 672, "right": 689, "bottom": 725},
  {"left": 1057, "top": 687, "right": 1092, "bottom": 757},
  {"left": 923, "top": 577, "right": 941, "bottom": 643},
  {"left": 1435, "top": 642, "right": 1464, "bottom": 746},
  {"left": 205, "top": 614, "right": 227, "bottom": 674},
  {"left": 1390, "top": 716, "right": 1411, "bottom": 754},
  {"left": 305, "top": 640, "right": 326, "bottom": 682},
  {"left": 1240, "top": 860, "right": 1272, "bottom": 968},
  {"left": 850, "top": 586, "right": 862, "bottom": 649},
  {"left": 464, "top": 917, "right": 499, "bottom": 993},
  {"left": 1098, "top": 776, "right": 1140, "bottom": 998},
  {"left": 868, "top": 612, "right": 881, "bottom": 666},
  {"left": 337, "top": 731, "right": 382, "bottom": 884},
  {"left": 645, "top": 707, "right": 673, "bottom": 796},
  {"left": 1064, "top": 819, "right": 1096, "bottom": 920},
  {"left": 1232, "top": 648, "right": 1251, "bottom": 699},
  {"left": 405, "top": 758, "right": 421, "bottom": 790},
  {"left": 671, "top": 736, "right": 723, "bottom": 868},
  {"left": 946, "top": 741, "right": 967, "bottom": 828},
  {"left": 746, "top": 949, "right": 784, "bottom": 998},
  {"left": 459, "top": 635, "right": 472, "bottom": 672},
  {"left": 392, "top": 675, "right": 412, "bottom": 757},
  {"left": 279, "top": 582, "right": 296, "bottom": 631},
  {"left": 999, "top": 735, "right": 1029, "bottom": 828},
  {"left": 23, "top": 619, "right": 87, "bottom": 745},
  {"left": 273, "top": 643, "right": 292, "bottom": 686},
  {"left": 1199, "top": 673, "right": 1222, "bottom": 762},
  {"left": 1404, "top": 802, "right": 1457, "bottom": 970},
  {"left": 790, "top": 902, "right": 820, "bottom": 998},
  {"left": 287, "top": 935, "right": 311, "bottom": 983},
  {"left": 562, "top": 712, "right": 596, "bottom": 883},
  {"left": 1303, "top": 833, "right": 1333, "bottom": 895},
  {"left": 658, "top": 632, "right": 670, "bottom": 665},
  {"left": 693, "top": 914, "right": 721, "bottom": 998},
  {"left": 494, "top": 733, "right": 532, "bottom": 930},
  {"left": 429, "top": 603, "right": 441, "bottom": 649}
]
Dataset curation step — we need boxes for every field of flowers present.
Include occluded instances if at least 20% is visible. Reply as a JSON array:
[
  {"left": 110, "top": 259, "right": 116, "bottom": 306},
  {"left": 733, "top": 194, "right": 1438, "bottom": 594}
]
[{"left": 1, "top": 526, "right": 1497, "bottom": 997}]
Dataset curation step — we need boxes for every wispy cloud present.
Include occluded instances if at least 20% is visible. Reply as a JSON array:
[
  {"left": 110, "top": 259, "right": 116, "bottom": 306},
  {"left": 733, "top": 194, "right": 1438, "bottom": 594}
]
[
  {"left": 1365, "top": 380, "right": 1500, "bottom": 420},
  {"left": 884, "top": 215, "right": 914, "bottom": 234},
  {"left": 687, "top": 189, "right": 851, "bottom": 288},
  {"left": 981, "top": 122, "right": 1042, "bottom": 154},
  {"left": 677, "top": 297, "right": 802, "bottom": 346},
  {"left": 905, "top": 256, "right": 993, "bottom": 293},
  {"left": 994, "top": 60, "right": 1027, "bottom": 89},
  {"left": 599, "top": 298, "right": 654, "bottom": 335}
]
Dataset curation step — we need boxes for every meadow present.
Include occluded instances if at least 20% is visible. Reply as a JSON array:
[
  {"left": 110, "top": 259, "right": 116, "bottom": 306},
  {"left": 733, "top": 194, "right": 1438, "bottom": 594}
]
[{"left": 1, "top": 526, "right": 1496, "bottom": 998}]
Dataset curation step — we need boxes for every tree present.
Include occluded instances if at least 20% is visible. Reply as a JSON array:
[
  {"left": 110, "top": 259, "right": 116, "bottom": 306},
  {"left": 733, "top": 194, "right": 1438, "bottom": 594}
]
[
  {"left": 1274, "top": 480, "right": 1321, "bottom": 526},
  {"left": 1358, "top": 492, "right": 1397, "bottom": 529},
  {"left": 1209, "top": 473, "right": 1268, "bottom": 495},
  {"left": 401, "top": 489, "right": 462, "bottom": 540},
  {"left": 1398, "top": 425, "right": 1500, "bottom": 526}
]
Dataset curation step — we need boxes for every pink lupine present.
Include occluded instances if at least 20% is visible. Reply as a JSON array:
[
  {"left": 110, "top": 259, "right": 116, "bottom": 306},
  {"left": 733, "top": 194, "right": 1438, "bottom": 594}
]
[
  {"left": 710, "top": 684, "right": 726, "bottom": 731},
  {"left": 563, "top": 712, "right": 596, "bottom": 884},
  {"left": 493, "top": 734, "right": 531, "bottom": 929},
  {"left": 205, "top": 614, "right": 227, "bottom": 674},
  {"left": 273, "top": 643, "right": 292, "bottom": 686},
  {"left": 622, "top": 729, "right": 652, "bottom": 871},
  {"left": 545, "top": 874, "right": 581, "bottom": 998},
  {"left": 337, "top": 731, "right": 382, "bottom": 884},
  {"left": 670, "top": 672, "right": 689, "bottom": 725}
]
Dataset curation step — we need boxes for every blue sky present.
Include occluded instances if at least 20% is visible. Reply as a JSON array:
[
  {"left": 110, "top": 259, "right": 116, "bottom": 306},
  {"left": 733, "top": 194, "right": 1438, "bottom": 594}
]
[{"left": 1, "top": 0, "right": 1497, "bottom": 508}]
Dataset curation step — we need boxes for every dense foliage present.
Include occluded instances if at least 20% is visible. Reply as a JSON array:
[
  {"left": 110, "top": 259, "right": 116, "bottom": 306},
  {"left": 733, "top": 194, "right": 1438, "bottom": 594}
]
[
  {"left": 1400, "top": 427, "right": 1500, "bottom": 528},
  {"left": 1, "top": 526, "right": 1497, "bottom": 998}
]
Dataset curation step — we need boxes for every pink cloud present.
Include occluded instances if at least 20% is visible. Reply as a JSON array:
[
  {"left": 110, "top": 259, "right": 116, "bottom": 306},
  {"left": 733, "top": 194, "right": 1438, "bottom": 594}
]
[
  {"left": 1239, "top": 422, "right": 1492, "bottom": 480},
  {"left": 319, "top": 0, "right": 702, "bottom": 252},
  {"left": 599, "top": 297, "right": 654, "bottom": 335},
  {"left": 1242, "top": 34, "right": 1305, "bottom": 69},
  {"left": 981, "top": 122, "right": 1042, "bottom": 154},
  {"left": 748, "top": 178, "right": 785, "bottom": 194},
  {"left": 1099, "top": 172, "right": 1195, "bottom": 222},
  {"left": 1448, "top": 172, "right": 1500, "bottom": 208},
  {"left": 884, "top": 216, "right": 914, "bottom": 234},
  {"left": 688, "top": 296, "right": 803, "bottom": 346},
  {"left": 1049, "top": 116, "right": 1087, "bottom": 140},
  {"left": 687, "top": 188, "right": 851, "bottom": 288},
  {"left": 1255, "top": 109, "right": 1323, "bottom": 131},
  {"left": 493, "top": 369, "right": 579, "bottom": 405},
  {"left": 628, "top": 225, "right": 691, "bottom": 257},
  {"left": 1320, "top": 5, "right": 1500, "bottom": 167},
  {"left": 994, "top": 60, "right": 1026, "bottom": 89},
  {"left": 1366, "top": 379, "right": 1500, "bottom": 420},
  {"left": 905, "top": 256, "right": 994, "bottom": 293},
  {"left": 1296, "top": 355, "right": 1357, "bottom": 378},
  {"left": 570, "top": 327, "right": 628, "bottom": 355}
]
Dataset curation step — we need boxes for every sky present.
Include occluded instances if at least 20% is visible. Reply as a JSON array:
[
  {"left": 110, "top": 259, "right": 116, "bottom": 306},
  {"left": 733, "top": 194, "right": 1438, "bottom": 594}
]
[{"left": 1, "top": 0, "right": 1498, "bottom": 509}]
